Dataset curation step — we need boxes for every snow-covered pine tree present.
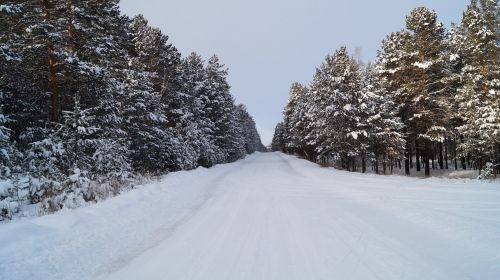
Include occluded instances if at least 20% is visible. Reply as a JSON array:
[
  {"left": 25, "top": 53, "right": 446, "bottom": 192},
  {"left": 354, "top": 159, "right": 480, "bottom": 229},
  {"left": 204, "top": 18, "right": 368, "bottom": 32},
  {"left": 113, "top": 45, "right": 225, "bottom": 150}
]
[
  {"left": 308, "top": 47, "right": 362, "bottom": 169},
  {"left": 290, "top": 85, "right": 317, "bottom": 161},
  {"left": 379, "top": 7, "right": 451, "bottom": 177},
  {"left": 453, "top": 0, "right": 500, "bottom": 175},
  {"left": 378, "top": 30, "right": 415, "bottom": 175},
  {"left": 123, "top": 15, "right": 183, "bottom": 174},
  {"left": 272, "top": 122, "right": 286, "bottom": 152},
  {"left": 235, "top": 104, "right": 265, "bottom": 154},
  {"left": 0, "top": 90, "right": 16, "bottom": 219},
  {"left": 20, "top": 125, "right": 66, "bottom": 213},
  {"left": 0, "top": 4, "right": 22, "bottom": 179},
  {"left": 282, "top": 82, "right": 308, "bottom": 154},
  {"left": 1, "top": 1, "right": 67, "bottom": 149},
  {"left": 0, "top": 2, "right": 72, "bottom": 206},
  {"left": 59, "top": 96, "right": 99, "bottom": 203},
  {"left": 444, "top": 23, "right": 467, "bottom": 170},
  {"left": 20, "top": 0, "right": 67, "bottom": 124},
  {"left": 81, "top": 0, "right": 132, "bottom": 184},
  {"left": 57, "top": 0, "right": 132, "bottom": 192},
  {"left": 278, "top": 82, "right": 317, "bottom": 160},
  {"left": 223, "top": 106, "right": 246, "bottom": 163},
  {"left": 0, "top": 91, "right": 13, "bottom": 179},
  {"left": 205, "top": 55, "right": 246, "bottom": 163},
  {"left": 404, "top": 7, "right": 452, "bottom": 177},
  {"left": 359, "top": 64, "right": 405, "bottom": 174},
  {"left": 176, "top": 53, "right": 218, "bottom": 168}
]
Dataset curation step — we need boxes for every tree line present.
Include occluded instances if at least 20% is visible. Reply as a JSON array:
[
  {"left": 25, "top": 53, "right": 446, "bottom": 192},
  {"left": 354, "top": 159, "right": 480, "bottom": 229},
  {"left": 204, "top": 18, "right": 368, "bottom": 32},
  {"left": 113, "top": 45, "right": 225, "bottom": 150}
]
[
  {"left": 0, "top": 0, "right": 265, "bottom": 220},
  {"left": 272, "top": 1, "right": 499, "bottom": 179}
]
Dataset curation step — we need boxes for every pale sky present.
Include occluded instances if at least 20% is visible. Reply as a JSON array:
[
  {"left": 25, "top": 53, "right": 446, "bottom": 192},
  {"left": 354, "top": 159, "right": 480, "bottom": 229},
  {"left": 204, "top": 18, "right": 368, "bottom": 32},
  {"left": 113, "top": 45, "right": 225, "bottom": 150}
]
[{"left": 119, "top": 0, "right": 468, "bottom": 145}]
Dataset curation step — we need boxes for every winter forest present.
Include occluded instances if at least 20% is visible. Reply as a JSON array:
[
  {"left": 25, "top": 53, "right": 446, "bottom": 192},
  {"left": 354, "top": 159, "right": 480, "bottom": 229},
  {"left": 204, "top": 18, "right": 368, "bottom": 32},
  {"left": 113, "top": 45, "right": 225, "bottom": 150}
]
[
  {"left": 1, "top": 1, "right": 500, "bottom": 279},
  {"left": 272, "top": 2, "right": 499, "bottom": 179},
  {"left": 0, "top": 1, "right": 265, "bottom": 221}
]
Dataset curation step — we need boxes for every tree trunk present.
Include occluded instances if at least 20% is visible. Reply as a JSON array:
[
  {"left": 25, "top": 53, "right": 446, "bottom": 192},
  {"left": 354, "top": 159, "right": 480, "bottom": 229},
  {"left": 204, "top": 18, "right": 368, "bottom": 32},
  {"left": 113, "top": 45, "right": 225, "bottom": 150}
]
[
  {"left": 42, "top": 3, "right": 59, "bottom": 123},
  {"left": 425, "top": 142, "right": 430, "bottom": 177},
  {"left": 444, "top": 141, "right": 449, "bottom": 169},
  {"left": 496, "top": 144, "right": 499, "bottom": 177},
  {"left": 415, "top": 143, "right": 421, "bottom": 172},
  {"left": 303, "top": 149, "right": 310, "bottom": 161},
  {"left": 409, "top": 146, "right": 413, "bottom": 169},
  {"left": 431, "top": 148, "right": 435, "bottom": 169},
  {"left": 405, "top": 144, "right": 410, "bottom": 176},
  {"left": 362, "top": 155, "right": 366, "bottom": 173},
  {"left": 438, "top": 142, "right": 444, "bottom": 169},
  {"left": 309, "top": 146, "right": 316, "bottom": 162},
  {"left": 48, "top": 46, "right": 58, "bottom": 122},
  {"left": 453, "top": 139, "right": 458, "bottom": 170},
  {"left": 424, "top": 155, "right": 430, "bottom": 177}
]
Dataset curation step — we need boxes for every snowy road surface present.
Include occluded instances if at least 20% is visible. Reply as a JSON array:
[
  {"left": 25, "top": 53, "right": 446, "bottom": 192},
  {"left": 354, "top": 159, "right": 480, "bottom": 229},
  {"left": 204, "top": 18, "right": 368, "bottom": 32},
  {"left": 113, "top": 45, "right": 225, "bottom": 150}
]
[{"left": 1, "top": 152, "right": 500, "bottom": 280}]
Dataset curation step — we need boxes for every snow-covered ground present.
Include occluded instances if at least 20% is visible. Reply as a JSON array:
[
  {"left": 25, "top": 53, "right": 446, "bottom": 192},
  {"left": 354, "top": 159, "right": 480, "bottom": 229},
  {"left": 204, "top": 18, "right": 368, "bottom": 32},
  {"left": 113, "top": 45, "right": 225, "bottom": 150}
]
[{"left": 1, "top": 152, "right": 499, "bottom": 280}]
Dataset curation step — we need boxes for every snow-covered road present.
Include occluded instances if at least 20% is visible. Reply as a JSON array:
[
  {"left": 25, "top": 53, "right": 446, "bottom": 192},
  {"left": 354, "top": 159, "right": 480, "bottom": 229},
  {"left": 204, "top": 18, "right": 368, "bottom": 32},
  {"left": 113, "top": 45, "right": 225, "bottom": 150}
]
[{"left": 1, "top": 152, "right": 500, "bottom": 280}]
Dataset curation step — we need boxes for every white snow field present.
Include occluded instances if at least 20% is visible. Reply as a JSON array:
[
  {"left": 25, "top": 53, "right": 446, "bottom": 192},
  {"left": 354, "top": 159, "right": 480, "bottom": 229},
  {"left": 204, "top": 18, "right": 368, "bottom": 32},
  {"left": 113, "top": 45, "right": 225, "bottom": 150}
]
[{"left": 1, "top": 152, "right": 500, "bottom": 280}]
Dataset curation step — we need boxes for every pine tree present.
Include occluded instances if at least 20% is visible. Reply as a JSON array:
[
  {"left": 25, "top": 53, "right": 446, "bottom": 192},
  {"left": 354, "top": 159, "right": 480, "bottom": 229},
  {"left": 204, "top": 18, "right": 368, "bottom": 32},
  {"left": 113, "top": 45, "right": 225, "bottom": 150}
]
[
  {"left": 360, "top": 64, "right": 405, "bottom": 174},
  {"left": 405, "top": 7, "right": 451, "bottom": 176},
  {"left": 278, "top": 81, "right": 317, "bottom": 160},
  {"left": 282, "top": 83, "right": 308, "bottom": 154},
  {"left": 123, "top": 15, "right": 182, "bottom": 173},
  {"left": 126, "top": 16, "right": 185, "bottom": 172},
  {"left": 0, "top": 5, "right": 21, "bottom": 179},
  {"left": 1, "top": 1, "right": 66, "bottom": 151},
  {"left": 205, "top": 55, "right": 246, "bottom": 162},
  {"left": 176, "top": 53, "right": 217, "bottom": 168},
  {"left": 0, "top": 91, "right": 14, "bottom": 178},
  {"left": 59, "top": 96, "right": 99, "bottom": 202},
  {"left": 66, "top": 0, "right": 132, "bottom": 180},
  {"left": 444, "top": 23, "right": 467, "bottom": 170},
  {"left": 20, "top": 125, "right": 66, "bottom": 212},
  {"left": 291, "top": 85, "right": 318, "bottom": 161},
  {"left": 308, "top": 47, "right": 362, "bottom": 169},
  {"left": 236, "top": 104, "right": 265, "bottom": 154},
  {"left": 0, "top": 2, "right": 70, "bottom": 208},
  {"left": 20, "top": 0, "right": 71, "bottom": 124},
  {"left": 379, "top": 7, "right": 451, "bottom": 177},
  {"left": 272, "top": 122, "right": 286, "bottom": 152},
  {"left": 453, "top": 0, "right": 500, "bottom": 174},
  {"left": 378, "top": 30, "right": 416, "bottom": 175}
]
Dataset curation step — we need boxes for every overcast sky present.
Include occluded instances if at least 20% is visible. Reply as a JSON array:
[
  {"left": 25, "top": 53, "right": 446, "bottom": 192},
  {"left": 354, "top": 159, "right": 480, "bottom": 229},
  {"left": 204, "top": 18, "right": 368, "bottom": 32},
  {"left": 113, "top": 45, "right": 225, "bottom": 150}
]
[{"left": 119, "top": 0, "right": 468, "bottom": 145}]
